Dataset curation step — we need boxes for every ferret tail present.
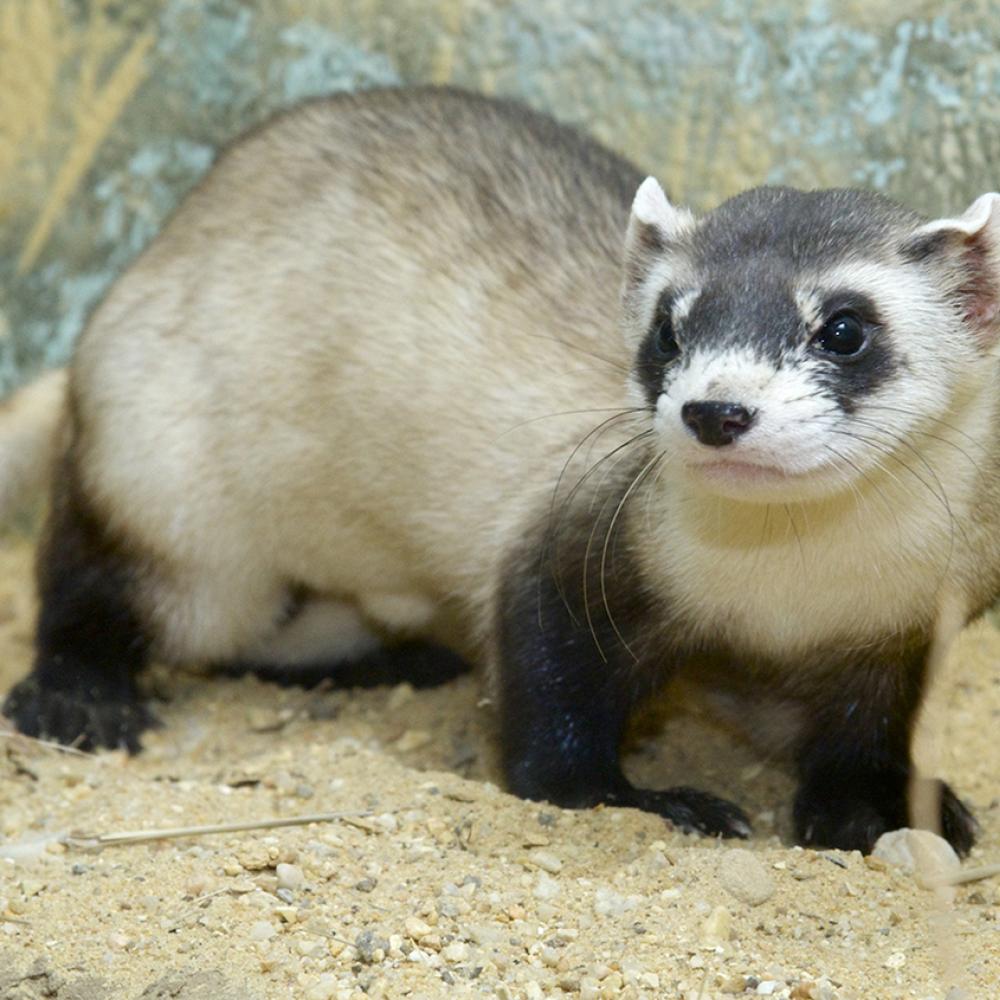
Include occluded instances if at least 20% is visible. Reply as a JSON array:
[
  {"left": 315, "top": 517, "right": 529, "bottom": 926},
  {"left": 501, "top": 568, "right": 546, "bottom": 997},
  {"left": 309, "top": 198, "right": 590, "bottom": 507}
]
[{"left": 0, "top": 368, "right": 68, "bottom": 522}]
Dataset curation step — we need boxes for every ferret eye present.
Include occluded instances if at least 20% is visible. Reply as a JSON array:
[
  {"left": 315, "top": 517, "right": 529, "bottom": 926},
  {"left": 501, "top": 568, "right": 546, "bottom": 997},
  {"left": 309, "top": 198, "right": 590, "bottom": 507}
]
[
  {"left": 653, "top": 317, "right": 680, "bottom": 361},
  {"left": 811, "top": 311, "right": 867, "bottom": 358}
]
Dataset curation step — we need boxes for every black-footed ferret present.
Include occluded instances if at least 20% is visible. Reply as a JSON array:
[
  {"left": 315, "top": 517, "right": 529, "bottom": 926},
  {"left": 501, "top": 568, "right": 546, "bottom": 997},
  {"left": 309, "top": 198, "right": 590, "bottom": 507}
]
[{"left": 2, "top": 87, "right": 997, "bottom": 855}]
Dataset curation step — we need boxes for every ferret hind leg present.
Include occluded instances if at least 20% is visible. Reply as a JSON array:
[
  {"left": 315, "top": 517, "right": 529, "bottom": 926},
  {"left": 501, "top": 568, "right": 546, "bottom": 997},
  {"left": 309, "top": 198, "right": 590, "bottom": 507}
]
[{"left": 3, "top": 470, "right": 156, "bottom": 751}]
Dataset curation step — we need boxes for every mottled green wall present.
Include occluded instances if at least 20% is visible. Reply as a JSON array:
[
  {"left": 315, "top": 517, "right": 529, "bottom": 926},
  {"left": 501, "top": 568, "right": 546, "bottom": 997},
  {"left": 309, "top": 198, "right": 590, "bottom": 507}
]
[{"left": 1, "top": 0, "right": 998, "bottom": 392}]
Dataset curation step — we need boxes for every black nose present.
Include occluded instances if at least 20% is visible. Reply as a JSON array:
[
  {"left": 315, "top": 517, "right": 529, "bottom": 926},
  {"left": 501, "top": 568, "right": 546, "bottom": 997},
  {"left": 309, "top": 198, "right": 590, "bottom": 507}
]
[{"left": 681, "top": 401, "right": 756, "bottom": 447}]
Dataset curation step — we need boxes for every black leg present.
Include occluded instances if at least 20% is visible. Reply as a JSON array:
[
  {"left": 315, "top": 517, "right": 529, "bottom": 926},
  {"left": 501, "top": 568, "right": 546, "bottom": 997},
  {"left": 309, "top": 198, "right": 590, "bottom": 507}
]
[
  {"left": 2, "top": 465, "right": 155, "bottom": 752},
  {"left": 224, "top": 640, "right": 471, "bottom": 690},
  {"left": 496, "top": 544, "right": 750, "bottom": 840},
  {"left": 793, "top": 648, "right": 977, "bottom": 856}
]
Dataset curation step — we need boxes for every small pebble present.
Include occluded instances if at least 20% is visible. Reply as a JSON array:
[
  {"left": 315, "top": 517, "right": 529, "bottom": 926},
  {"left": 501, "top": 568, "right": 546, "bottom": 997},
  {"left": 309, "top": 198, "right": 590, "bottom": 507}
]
[
  {"left": 249, "top": 921, "right": 276, "bottom": 941},
  {"left": 276, "top": 863, "right": 305, "bottom": 891},
  {"left": 355, "top": 929, "right": 390, "bottom": 963},
  {"left": 533, "top": 872, "right": 561, "bottom": 901},
  {"left": 442, "top": 941, "right": 469, "bottom": 963},
  {"left": 593, "top": 886, "right": 641, "bottom": 916},
  {"left": 404, "top": 916, "right": 433, "bottom": 939},
  {"left": 106, "top": 931, "right": 132, "bottom": 951},
  {"left": 529, "top": 850, "right": 563, "bottom": 874},
  {"left": 719, "top": 849, "right": 775, "bottom": 906},
  {"left": 304, "top": 974, "right": 338, "bottom": 1000},
  {"left": 871, "top": 829, "right": 959, "bottom": 889},
  {"left": 467, "top": 924, "right": 506, "bottom": 946},
  {"left": 701, "top": 904, "right": 732, "bottom": 946},
  {"left": 355, "top": 877, "right": 378, "bottom": 893},
  {"left": 395, "top": 729, "right": 432, "bottom": 752}
]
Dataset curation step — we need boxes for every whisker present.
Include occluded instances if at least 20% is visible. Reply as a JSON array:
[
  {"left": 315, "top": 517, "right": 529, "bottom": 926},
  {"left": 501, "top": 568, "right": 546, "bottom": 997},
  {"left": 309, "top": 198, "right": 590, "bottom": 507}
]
[
  {"left": 496, "top": 406, "right": 647, "bottom": 441},
  {"left": 519, "top": 331, "right": 629, "bottom": 375},
  {"left": 536, "top": 410, "right": 646, "bottom": 631},
  {"left": 861, "top": 402, "right": 988, "bottom": 455},
  {"left": 821, "top": 441, "right": 904, "bottom": 573},
  {"left": 599, "top": 451, "right": 665, "bottom": 661},
  {"left": 540, "top": 424, "right": 654, "bottom": 628},
  {"left": 782, "top": 503, "right": 806, "bottom": 571}
]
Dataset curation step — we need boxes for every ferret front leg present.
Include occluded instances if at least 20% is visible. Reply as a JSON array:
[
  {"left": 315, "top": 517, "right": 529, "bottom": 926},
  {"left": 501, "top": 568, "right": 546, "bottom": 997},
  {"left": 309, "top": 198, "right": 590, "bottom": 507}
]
[
  {"left": 2, "top": 469, "right": 155, "bottom": 751},
  {"left": 496, "top": 568, "right": 751, "bottom": 839},
  {"left": 793, "top": 650, "right": 977, "bottom": 855}
]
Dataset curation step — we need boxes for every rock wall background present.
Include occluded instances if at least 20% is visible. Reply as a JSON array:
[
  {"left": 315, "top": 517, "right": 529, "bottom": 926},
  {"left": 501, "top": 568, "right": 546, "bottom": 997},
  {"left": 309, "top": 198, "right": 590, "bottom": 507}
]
[{"left": 1, "top": 0, "right": 998, "bottom": 392}]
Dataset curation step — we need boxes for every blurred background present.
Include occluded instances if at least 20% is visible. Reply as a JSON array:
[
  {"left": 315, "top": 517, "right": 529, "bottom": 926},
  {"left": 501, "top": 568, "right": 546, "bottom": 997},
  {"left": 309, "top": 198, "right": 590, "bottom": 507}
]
[{"left": 1, "top": 0, "right": 998, "bottom": 393}]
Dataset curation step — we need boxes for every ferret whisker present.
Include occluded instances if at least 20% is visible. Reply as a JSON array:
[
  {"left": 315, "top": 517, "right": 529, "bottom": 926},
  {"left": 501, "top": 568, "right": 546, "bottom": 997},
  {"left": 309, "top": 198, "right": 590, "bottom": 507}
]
[
  {"left": 599, "top": 450, "right": 665, "bottom": 661},
  {"left": 545, "top": 410, "right": 644, "bottom": 533},
  {"left": 821, "top": 442, "right": 903, "bottom": 567},
  {"left": 851, "top": 413, "right": 985, "bottom": 478},
  {"left": 862, "top": 402, "right": 988, "bottom": 455},
  {"left": 844, "top": 423, "right": 966, "bottom": 556},
  {"left": 537, "top": 411, "right": 648, "bottom": 629},
  {"left": 782, "top": 503, "right": 807, "bottom": 572},
  {"left": 497, "top": 406, "right": 646, "bottom": 440},
  {"left": 544, "top": 427, "right": 655, "bottom": 625},
  {"left": 782, "top": 388, "right": 830, "bottom": 405},
  {"left": 582, "top": 490, "right": 617, "bottom": 663},
  {"left": 746, "top": 502, "right": 773, "bottom": 581},
  {"left": 828, "top": 428, "right": 964, "bottom": 567},
  {"left": 520, "top": 331, "right": 628, "bottom": 374}
]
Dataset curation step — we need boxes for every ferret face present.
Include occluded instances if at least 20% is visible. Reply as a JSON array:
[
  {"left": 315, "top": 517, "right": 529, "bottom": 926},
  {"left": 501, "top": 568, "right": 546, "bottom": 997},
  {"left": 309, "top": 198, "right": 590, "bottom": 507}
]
[{"left": 621, "top": 182, "right": 1000, "bottom": 502}]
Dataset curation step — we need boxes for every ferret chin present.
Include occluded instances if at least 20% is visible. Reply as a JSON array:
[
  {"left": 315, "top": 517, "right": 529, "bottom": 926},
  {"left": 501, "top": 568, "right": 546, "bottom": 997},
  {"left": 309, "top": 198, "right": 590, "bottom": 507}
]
[{"left": 1, "top": 86, "right": 997, "bottom": 857}]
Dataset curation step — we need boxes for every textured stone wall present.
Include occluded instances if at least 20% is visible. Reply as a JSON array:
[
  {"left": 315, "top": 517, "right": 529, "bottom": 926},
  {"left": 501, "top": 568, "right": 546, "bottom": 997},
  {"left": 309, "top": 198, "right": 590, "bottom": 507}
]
[{"left": 1, "top": 0, "right": 998, "bottom": 390}]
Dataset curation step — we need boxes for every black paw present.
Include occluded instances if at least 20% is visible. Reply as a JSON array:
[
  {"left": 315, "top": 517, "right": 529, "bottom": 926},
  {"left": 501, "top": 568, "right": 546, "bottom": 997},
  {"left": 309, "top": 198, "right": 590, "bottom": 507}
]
[
  {"left": 608, "top": 784, "right": 752, "bottom": 839},
  {"left": 938, "top": 782, "right": 978, "bottom": 857},
  {"left": 227, "top": 641, "right": 471, "bottom": 691},
  {"left": 2, "top": 674, "right": 156, "bottom": 753},
  {"left": 794, "top": 779, "right": 977, "bottom": 856}
]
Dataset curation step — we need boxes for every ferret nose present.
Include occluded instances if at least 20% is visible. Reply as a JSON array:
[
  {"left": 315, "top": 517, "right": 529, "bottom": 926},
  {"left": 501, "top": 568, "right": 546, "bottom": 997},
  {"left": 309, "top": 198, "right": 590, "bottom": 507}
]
[{"left": 681, "top": 401, "right": 756, "bottom": 447}]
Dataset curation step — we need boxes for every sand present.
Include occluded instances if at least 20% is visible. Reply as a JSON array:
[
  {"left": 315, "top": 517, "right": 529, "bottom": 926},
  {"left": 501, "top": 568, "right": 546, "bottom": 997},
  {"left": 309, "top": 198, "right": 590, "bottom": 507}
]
[{"left": 0, "top": 533, "right": 997, "bottom": 999}]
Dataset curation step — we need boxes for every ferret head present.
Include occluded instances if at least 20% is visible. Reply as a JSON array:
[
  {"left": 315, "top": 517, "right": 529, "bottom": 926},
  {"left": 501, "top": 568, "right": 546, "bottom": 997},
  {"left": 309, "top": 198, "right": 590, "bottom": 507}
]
[{"left": 621, "top": 179, "right": 1000, "bottom": 502}]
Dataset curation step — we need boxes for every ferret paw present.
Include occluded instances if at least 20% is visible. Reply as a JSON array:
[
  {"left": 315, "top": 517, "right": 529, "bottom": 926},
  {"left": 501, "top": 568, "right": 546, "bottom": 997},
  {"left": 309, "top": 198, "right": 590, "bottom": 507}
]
[
  {"left": 794, "top": 780, "right": 977, "bottom": 856},
  {"left": 938, "top": 782, "right": 978, "bottom": 857},
  {"left": 608, "top": 784, "right": 753, "bottom": 839},
  {"left": 2, "top": 675, "right": 156, "bottom": 753}
]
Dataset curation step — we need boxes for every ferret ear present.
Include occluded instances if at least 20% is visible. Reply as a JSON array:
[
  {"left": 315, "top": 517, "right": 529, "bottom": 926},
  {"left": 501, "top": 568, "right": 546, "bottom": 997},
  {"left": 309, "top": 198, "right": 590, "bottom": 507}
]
[
  {"left": 903, "top": 192, "right": 1000, "bottom": 349},
  {"left": 623, "top": 177, "right": 693, "bottom": 286}
]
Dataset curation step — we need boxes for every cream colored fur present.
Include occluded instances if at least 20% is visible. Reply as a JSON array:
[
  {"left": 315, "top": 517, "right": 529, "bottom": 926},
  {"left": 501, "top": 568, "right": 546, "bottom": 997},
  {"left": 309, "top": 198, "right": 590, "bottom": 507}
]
[
  {"left": 64, "top": 90, "right": 637, "bottom": 667},
  {"left": 0, "top": 368, "right": 67, "bottom": 517}
]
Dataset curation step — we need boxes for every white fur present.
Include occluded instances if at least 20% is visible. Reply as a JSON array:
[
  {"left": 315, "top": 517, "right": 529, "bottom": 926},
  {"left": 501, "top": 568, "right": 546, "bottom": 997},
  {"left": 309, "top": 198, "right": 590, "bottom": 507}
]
[
  {"left": 630, "top": 176, "right": 694, "bottom": 238},
  {"left": 653, "top": 347, "right": 844, "bottom": 492},
  {"left": 671, "top": 287, "right": 701, "bottom": 327},
  {"left": 248, "top": 598, "right": 379, "bottom": 666},
  {"left": 793, "top": 286, "right": 823, "bottom": 332},
  {"left": 915, "top": 192, "right": 1000, "bottom": 239},
  {"left": 639, "top": 369, "right": 995, "bottom": 657}
]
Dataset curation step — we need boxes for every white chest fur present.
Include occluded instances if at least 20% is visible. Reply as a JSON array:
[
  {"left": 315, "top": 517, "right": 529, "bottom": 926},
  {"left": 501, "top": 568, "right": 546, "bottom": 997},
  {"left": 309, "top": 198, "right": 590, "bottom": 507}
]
[{"left": 638, "top": 459, "right": 973, "bottom": 660}]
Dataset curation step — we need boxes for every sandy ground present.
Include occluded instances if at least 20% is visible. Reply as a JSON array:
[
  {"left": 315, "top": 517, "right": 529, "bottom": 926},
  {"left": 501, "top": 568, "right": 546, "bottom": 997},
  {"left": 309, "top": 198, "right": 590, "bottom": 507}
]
[{"left": 0, "top": 532, "right": 997, "bottom": 1000}]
